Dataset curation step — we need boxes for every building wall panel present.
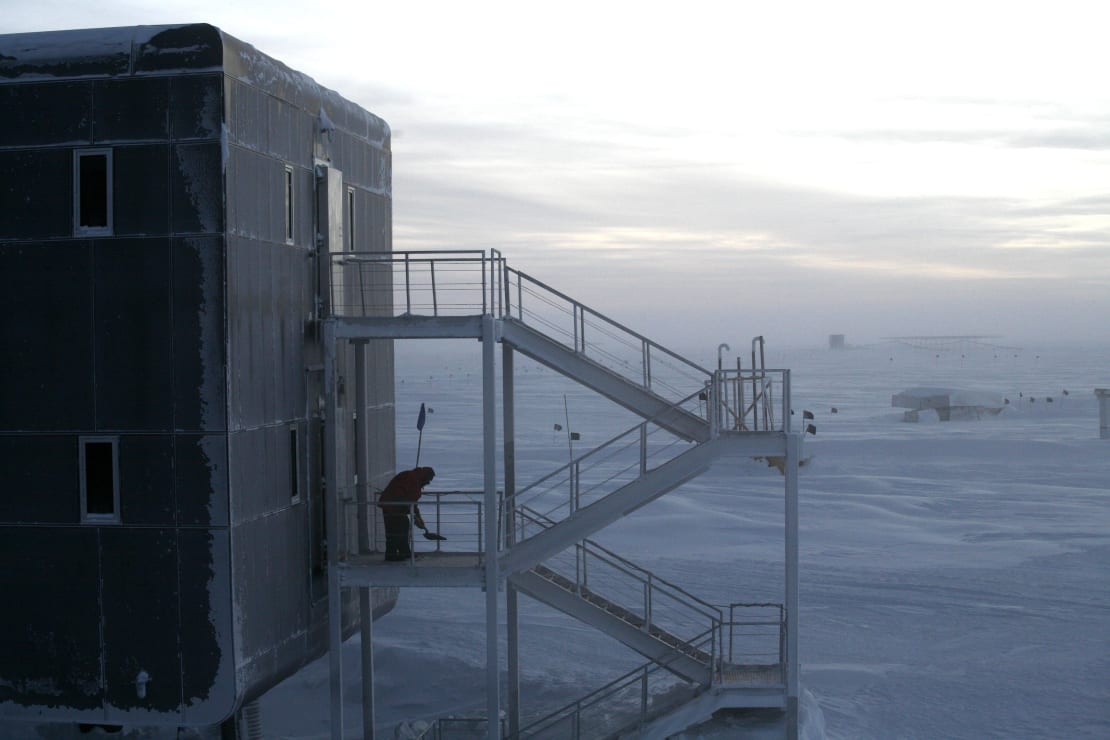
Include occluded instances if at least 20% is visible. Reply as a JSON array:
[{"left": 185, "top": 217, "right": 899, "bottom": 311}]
[
  {"left": 176, "top": 434, "right": 229, "bottom": 527},
  {"left": 169, "top": 74, "right": 222, "bottom": 141},
  {"left": 92, "top": 77, "right": 169, "bottom": 142},
  {"left": 0, "top": 526, "right": 102, "bottom": 714},
  {"left": 0, "top": 241, "right": 94, "bottom": 430},
  {"left": 118, "top": 435, "right": 176, "bottom": 526},
  {"left": 171, "top": 142, "right": 223, "bottom": 234},
  {"left": 178, "top": 528, "right": 234, "bottom": 724},
  {"left": 114, "top": 144, "right": 171, "bottom": 236},
  {"left": 172, "top": 235, "right": 227, "bottom": 433},
  {"left": 0, "top": 80, "right": 91, "bottom": 146},
  {"left": 0, "top": 435, "right": 79, "bottom": 523},
  {"left": 93, "top": 238, "right": 173, "bottom": 431},
  {"left": 0, "top": 149, "right": 74, "bottom": 239},
  {"left": 100, "top": 527, "right": 183, "bottom": 717}
]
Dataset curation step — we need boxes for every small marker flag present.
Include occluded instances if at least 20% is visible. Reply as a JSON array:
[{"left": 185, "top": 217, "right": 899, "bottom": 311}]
[{"left": 570, "top": 432, "right": 581, "bottom": 441}]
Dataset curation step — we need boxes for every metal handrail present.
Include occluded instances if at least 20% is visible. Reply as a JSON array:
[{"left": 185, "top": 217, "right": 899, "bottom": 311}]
[
  {"left": 518, "top": 506, "right": 723, "bottom": 633},
  {"left": 362, "top": 490, "right": 490, "bottom": 560},
  {"left": 505, "top": 385, "right": 706, "bottom": 520},
  {"left": 712, "top": 368, "right": 790, "bottom": 432},
  {"left": 511, "top": 630, "right": 715, "bottom": 739},
  {"left": 726, "top": 602, "right": 786, "bottom": 668},
  {"left": 501, "top": 265, "right": 710, "bottom": 399}
]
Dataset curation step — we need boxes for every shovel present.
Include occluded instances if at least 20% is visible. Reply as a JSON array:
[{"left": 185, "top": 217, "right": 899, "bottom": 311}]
[{"left": 417, "top": 522, "right": 447, "bottom": 541}]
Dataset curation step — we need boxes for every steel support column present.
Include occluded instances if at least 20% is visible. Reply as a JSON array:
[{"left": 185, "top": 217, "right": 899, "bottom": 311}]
[
  {"left": 354, "top": 342, "right": 375, "bottom": 739},
  {"left": 503, "top": 343, "right": 520, "bottom": 736},
  {"left": 482, "top": 315, "right": 500, "bottom": 739},
  {"left": 784, "top": 432, "right": 800, "bottom": 740},
  {"left": 324, "top": 320, "right": 344, "bottom": 740}
]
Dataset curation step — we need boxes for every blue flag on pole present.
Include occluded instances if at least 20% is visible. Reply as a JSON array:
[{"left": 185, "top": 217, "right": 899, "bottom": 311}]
[{"left": 417, "top": 403, "right": 427, "bottom": 431}]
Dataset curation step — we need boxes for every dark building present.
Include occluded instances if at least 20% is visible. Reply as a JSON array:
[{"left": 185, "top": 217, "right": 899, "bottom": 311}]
[{"left": 0, "top": 24, "right": 397, "bottom": 729}]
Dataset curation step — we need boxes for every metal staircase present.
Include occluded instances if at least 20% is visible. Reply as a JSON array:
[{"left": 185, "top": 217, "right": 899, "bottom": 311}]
[{"left": 320, "top": 250, "right": 800, "bottom": 739}]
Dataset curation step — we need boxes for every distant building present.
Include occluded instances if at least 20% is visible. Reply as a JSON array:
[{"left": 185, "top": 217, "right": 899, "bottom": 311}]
[
  {"left": 828, "top": 334, "right": 845, "bottom": 350},
  {"left": 0, "top": 24, "right": 396, "bottom": 730}
]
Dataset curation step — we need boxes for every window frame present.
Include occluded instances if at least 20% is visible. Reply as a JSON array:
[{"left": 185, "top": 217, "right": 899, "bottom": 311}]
[
  {"left": 346, "top": 186, "right": 356, "bottom": 251},
  {"left": 73, "top": 148, "right": 114, "bottom": 236},
  {"left": 79, "top": 435, "right": 121, "bottom": 524},
  {"left": 284, "top": 164, "right": 295, "bottom": 244},
  {"left": 290, "top": 425, "right": 301, "bottom": 504}
]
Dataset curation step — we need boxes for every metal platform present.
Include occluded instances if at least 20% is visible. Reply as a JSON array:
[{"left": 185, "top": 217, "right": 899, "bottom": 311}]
[{"left": 321, "top": 250, "right": 801, "bottom": 739}]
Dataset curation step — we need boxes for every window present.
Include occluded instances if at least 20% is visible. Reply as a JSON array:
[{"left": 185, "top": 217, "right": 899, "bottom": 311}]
[
  {"left": 290, "top": 426, "right": 301, "bottom": 502},
  {"left": 284, "top": 165, "right": 295, "bottom": 243},
  {"left": 80, "top": 437, "right": 119, "bottom": 523},
  {"left": 346, "top": 186, "right": 356, "bottom": 251},
  {"left": 74, "top": 149, "right": 113, "bottom": 235}
]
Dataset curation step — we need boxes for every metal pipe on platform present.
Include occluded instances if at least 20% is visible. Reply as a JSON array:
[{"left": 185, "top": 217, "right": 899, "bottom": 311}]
[
  {"left": 504, "top": 343, "right": 522, "bottom": 736},
  {"left": 323, "top": 320, "right": 344, "bottom": 740},
  {"left": 482, "top": 315, "right": 501, "bottom": 740},
  {"left": 1097, "top": 389, "right": 1110, "bottom": 440},
  {"left": 784, "top": 432, "right": 800, "bottom": 740},
  {"left": 354, "top": 342, "right": 375, "bottom": 740}
]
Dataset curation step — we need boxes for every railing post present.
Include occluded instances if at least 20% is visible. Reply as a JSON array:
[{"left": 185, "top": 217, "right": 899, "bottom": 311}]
[
  {"left": 572, "top": 304, "right": 581, "bottom": 353},
  {"left": 430, "top": 261, "right": 438, "bottom": 316},
  {"left": 515, "top": 272, "right": 523, "bottom": 321},
  {"left": 581, "top": 546, "right": 588, "bottom": 591},
  {"left": 403, "top": 252, "right": 412, "bottom": 314},
  {"left": 639, "top": 423, "right": 647, "bottom": 476},
  {"left": 642, "top": 340, "right": 650, "bottom": 389},
  {"left": 708, "top": 376, "right": 719, "bottom": 438},
  {"left": 572, "top": 461, "right": 580, "bottom": 512},
  {"left": 640, "top": 669, "right": 648, "bottom": 725},
  {"left": 783, "top": 370, "right": 792, "bottom": 434},
  {"left": 477, "top": 502, "right": 483, "bottom": 555},
  {"left": 481, "top": 253, "right": 488, "bottom": 315},
  {"left": 643, "top": 577, "right": 651, "bottom": 632},
  {"left": 434, "top": 494, "right": 442, "bottom": 553}
]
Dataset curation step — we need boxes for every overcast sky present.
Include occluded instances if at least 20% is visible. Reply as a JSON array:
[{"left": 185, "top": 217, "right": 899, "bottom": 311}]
[{"left": 7, "top": 0, "right": 1109, "bottom": 348}]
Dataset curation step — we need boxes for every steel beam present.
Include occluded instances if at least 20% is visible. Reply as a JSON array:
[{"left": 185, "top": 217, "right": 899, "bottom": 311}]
[
  {"left": 503, "top": 344, "right": 521, "bottom": 737},
  {"left": 334, "top": 315, "right": 483, "bottom": 339},
  {"left": 323, "top": 320, "right": 343, "bottom": 740},
  {"left": 482, "top": 315, "right": 500, "bottom": 740},
  {"left": 354, "top": 343, "right": 374, "bottom": 740},
  {"left": 499, "top": 437, "right": 726, "bottom": 576},
  {"left": 784, "top": 432, "right": 800, "bottom": 740},
  {"left": 499, "top": 319, "right": 709, "bottom": 442},
  {"left": 510, "top": 570, "right": 711, "bottom": 683}
]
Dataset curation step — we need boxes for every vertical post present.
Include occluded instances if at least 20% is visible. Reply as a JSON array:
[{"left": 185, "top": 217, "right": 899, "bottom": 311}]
[
  {"left": 502, "top": 345, "right": 521, "bottom": 737},
  {"left": 323, "top": 320, "right": 344, "bottom": 740},
  {"left": 1096, "top": 389, "right": 1110, "bottom": 440},
  {"left": 639, "top": 423, "right": 647, "bottom": 475},
  {"left": 403, "top": 253, "right": 411, "bottom": 314},
  {"left": 430, "top": 261, "right": 438, "bottom": 316},
  {"left": 784, "top": 432, "right": 800, "bottom": 740},
  {"left": 708, "top": 376, "right": 719, "bottom": 439},
  {"left": 783, "top": 370, "right": 792, "bottom": 434},
  {"left": 354, "top": 343, "right": 374, "bottom": 740},
  {"left": 482, "top": 315, "right": 500, "bottom": 740}
]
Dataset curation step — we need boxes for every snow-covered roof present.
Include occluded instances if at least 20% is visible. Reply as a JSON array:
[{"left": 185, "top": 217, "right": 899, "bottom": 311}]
[{"left": 0, "top": 23, "right": 389, "bottom": 146}]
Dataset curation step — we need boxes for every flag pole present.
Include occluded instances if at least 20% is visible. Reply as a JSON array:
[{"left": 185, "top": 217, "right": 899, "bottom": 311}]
[{"left": 415, "top": 402, "right": 426, "bottom": 467}]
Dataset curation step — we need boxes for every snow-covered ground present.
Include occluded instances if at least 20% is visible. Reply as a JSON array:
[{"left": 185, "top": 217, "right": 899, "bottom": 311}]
[
  {"left": 257, "top": 340, "right": 1110, "bottom": 739},
  {"left": 8, "top": 341, "right": 1108, "bottom": 738}
]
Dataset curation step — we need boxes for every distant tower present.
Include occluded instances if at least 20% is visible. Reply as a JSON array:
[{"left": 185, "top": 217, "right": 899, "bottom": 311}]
[{"left": 829, "top": 334, "right": 846, "bottom": 350}]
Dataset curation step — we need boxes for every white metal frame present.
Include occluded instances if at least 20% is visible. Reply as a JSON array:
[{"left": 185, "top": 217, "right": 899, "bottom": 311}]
[
  {"left": 73, "top": 148, "right": 113, "bottom": 236},
  {"left": 320, "top": 250, "right": 802, "bottom": 739},
  {"left": 78, "top": 435, "right": 120, "bottom": 524}
]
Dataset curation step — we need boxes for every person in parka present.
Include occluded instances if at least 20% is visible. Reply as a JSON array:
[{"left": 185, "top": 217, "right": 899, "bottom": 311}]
[{"left": 378, "top": 466, "right": 435, "bottom": 561}]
